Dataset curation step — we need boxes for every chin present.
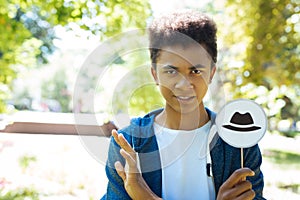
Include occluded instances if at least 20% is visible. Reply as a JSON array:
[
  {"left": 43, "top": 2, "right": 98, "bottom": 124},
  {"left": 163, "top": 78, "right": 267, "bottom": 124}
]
[{"left": 173, "top": 104, "right": 201, "bottom": 115}]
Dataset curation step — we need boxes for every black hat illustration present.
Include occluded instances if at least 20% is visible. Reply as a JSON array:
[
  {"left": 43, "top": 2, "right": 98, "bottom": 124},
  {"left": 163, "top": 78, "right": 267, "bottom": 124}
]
[{"left": 222, "top": 112, "right": 261, "bottom": 132}]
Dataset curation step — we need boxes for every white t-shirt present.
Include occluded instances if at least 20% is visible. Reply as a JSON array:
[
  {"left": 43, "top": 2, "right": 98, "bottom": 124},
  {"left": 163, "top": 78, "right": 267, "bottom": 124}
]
[{"left": 154, "top": 121, "right": 215, "bottom": 200}]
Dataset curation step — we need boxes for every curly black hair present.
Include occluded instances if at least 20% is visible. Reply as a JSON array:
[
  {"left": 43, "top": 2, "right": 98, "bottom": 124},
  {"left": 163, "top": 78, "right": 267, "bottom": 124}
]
[{"left": 148, "top": 10, "right": 217, "bottom": 69}]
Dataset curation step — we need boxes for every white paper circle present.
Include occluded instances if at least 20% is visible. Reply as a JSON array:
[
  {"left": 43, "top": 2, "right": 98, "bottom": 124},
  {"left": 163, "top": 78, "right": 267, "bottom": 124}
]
[{"left": 215, "top": 99, "right": 267, "bottom": 148}]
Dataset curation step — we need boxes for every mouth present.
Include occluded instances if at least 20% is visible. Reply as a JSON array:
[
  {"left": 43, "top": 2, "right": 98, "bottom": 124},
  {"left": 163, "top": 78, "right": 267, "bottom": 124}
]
[{"left": 175, "top": 96, "right": 196, "bottom": 103}]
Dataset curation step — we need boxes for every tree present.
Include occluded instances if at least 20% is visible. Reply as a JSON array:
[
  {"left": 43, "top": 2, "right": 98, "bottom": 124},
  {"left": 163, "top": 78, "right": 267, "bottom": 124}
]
[
  {"left": 111, "top": 50, "right": 164, "bottom": 117},
  {"left": 222, "top": 0, "right": 300, "bottom": 88},
  {"left": 41, "top": 69, "right": 71, "bottom": 112},
  {"left": 0, "top": 0, "right": 151, "bottom": 113},
  {"left": 218, "top": 0, "right": 300, "bottom": 133}
]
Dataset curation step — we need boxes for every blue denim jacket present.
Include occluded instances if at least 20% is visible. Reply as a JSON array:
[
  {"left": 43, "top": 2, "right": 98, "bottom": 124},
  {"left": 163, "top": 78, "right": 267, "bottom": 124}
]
[{"left": 101, "top": 108, "right": 265, "bottom": 200}]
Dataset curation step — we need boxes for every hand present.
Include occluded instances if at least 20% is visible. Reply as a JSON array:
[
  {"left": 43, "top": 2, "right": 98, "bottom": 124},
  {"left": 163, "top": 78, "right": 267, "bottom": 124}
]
[
  {"left": 112, "top": 130, "right": 162, "bottom": 200},
  {"left": 217, "top": 168, "right": 255, "bottom": 200}
]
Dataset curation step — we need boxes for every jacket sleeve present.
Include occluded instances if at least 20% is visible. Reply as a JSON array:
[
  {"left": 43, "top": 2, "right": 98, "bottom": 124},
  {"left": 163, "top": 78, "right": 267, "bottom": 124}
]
[
  {"left": 244, "top": 144, "right": 266, "bottom": 200},
  {"left": 101, "top": 132, "right": 132, "bottom": 200},
  {"left": 212, "top": 140, "right": 266, "bottom": 200}
]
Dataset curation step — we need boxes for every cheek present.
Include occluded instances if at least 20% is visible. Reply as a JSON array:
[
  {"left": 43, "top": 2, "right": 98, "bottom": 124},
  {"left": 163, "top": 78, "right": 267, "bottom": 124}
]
[
  {"left": 195, "top": 73, "right": 210, "bottom": 86},
  {"left": 159, "top": 85, "right": 174, "bottom": 96},
  {"left": 193, "top": 77, "right": 209, "bottom": 94},
  {"left": 157, "top": 73, "right": 177, "bottom": 87}
]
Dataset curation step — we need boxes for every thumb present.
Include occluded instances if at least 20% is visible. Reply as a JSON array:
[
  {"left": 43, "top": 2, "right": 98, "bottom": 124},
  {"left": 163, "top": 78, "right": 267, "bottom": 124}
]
[{"left": 115, "top": 161, "right": 126, "bottom": 182}]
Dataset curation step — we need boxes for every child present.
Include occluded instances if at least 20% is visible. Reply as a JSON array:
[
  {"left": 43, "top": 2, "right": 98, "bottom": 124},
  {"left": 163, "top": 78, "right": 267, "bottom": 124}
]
[{"left": 101, "top": 9, "right": 265, "bottom": 200}]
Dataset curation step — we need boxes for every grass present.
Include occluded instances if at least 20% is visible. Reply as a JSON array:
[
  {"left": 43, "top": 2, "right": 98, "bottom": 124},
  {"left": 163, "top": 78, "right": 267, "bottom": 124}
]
[
  {"left": 263, "top": 149, "right": 300, "bottom": 167},
  {"left": 278, "top": 183, "right": 300, "bottom": 194},
  {"left": 279, "top": 131, "right": 300, "bottom": 138},
  {"left": 0, "top": 187, "right": 40, "bottom": 200},
  {"left": 263, "top": 149, "right": 300, "bottom": 195}
]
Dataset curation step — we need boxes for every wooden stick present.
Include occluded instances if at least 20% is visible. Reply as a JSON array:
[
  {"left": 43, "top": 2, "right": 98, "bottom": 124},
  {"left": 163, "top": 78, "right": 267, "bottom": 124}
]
[
  {"left": 241, "top": 148, "right": 244, "bottom": 168},
  {"left": 241, "top": 148, "right": 246, "bottom": 181}
]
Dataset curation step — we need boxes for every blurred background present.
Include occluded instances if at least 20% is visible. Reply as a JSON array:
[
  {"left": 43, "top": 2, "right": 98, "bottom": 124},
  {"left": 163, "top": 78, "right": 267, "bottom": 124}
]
[{"left": 0, "top": 0, "right": 299, "bottom": 199}]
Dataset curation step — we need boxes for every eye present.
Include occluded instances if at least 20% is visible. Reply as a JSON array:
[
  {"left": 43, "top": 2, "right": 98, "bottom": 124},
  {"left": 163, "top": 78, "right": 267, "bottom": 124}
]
[
  {"left": 191, "top": 69, "right": 202, "bottom": 74},
  {"left": 166, "top": 69, "right": 177, "bottom": 74}
]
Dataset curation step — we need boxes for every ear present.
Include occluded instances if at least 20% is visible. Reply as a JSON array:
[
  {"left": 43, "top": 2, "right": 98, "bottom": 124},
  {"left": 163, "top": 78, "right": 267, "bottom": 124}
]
[
  {"left": 151, "top": 67, "right": 159, "bottom": 85},
  {"left": 209, "top": 66, "right": 216, "bottom": 84}
]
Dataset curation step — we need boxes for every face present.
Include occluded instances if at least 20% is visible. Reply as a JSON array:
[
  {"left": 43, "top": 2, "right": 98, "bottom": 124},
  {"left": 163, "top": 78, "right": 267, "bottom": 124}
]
[{"left": 151, "top": 44, "right": 216, "bottom": 114}]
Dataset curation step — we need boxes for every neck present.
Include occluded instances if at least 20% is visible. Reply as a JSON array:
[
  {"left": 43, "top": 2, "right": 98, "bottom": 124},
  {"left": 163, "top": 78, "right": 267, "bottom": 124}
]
[{"left": 155, "top": 104, "right": 209, "bottom": 130}]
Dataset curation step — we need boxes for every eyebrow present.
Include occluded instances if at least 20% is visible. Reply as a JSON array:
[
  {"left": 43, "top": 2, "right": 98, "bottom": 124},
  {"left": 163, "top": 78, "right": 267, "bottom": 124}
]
[
  {"left": 189, "top": 64, "right": 206, "bottom": 69},
  {"left": 162, "top": 64, "right": 206, "bottom": 70},
  {"left": 162, "top": 65, "right": 177, "bottom": 70}
]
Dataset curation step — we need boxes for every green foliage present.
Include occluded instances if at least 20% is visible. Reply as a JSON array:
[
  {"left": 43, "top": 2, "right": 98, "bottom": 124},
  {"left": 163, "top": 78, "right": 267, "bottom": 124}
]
[
  {"left": 129, "top": 84, "right": 164, "bottom": 116},
  {"left": 0, "top": 187, "right": 39, "bottom": 200},
  {"left": 18, "top": 154, "right": 37, "bottom": 171},
  {"left": 264, "top": 149, "right": 300, "bottom": 168},
  {"left": 218, "top": 0, "right": 300, "bottom": 128},
  {"left": 111, "top": 50, "right": 164, "bottom": 117},
  {"left": 41, "top": 69, "right": 71, "bottom": 112},
  {"left": 124, "top": 50, "right": 164, "bottom": 116},
  {"left": 0, "top": 0, "right": 151, "bottom": 113},
  {"left": 223, "top": 0, "right": 300, "bottom": 88},
  {"left": 280, "top": 130, "right": 299, "bottom": 138}
]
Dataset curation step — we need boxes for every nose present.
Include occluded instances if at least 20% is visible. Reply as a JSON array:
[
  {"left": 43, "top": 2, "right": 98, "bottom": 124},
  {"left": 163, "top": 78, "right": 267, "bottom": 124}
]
[{"left": 175, "top": 76, "right": 193, "bottom": 89}]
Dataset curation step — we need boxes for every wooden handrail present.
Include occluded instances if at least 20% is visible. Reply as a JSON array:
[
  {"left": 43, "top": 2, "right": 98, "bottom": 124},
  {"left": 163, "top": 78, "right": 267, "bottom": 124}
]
[{"left": 0, "top": 111, "right": 117, "bottom": 137}]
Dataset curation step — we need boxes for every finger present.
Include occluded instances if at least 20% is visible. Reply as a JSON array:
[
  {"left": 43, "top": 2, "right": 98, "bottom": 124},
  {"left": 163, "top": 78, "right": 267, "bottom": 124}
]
[
  {"left": 118, "top": 134, "right": 136, "bottom": 155},
  {"left": 115, "top": 161, "right": 126, "bottom": 182},
  {"left": 223, "top": 168, "right": 255, "bottom": 189},
  {"left": 112, "top": 129, "right": 120, "bottom": 144},
  {"left": 120, "top": 149, "right": 139, "bottom": 173},
  {"left": 112, "top": 130, "right": 135, "bottom": 155},
  {"left": 235, "top": 189, "right": 255, "bottom": 200},
  {"left": 111, "top": 130, "right": 137, "bottom": 162},
  {"left": 229, "top": 180, "right": 253, "bottom": 198}
]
